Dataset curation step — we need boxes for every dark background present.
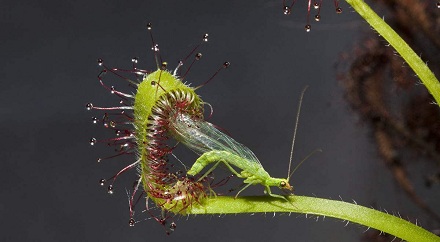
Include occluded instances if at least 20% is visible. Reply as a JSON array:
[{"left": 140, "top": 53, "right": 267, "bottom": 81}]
[{"left": 1, "top": 0, "right": 438, "bottom": 241}]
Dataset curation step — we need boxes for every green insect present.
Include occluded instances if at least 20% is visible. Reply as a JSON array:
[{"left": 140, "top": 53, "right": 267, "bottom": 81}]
[{"left": 169, "top": 87, "right": 310, "bottom": 200}]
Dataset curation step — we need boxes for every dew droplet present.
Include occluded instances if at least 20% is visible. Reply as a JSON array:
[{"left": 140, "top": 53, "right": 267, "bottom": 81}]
[
  {"left": 152, "top": 44, "right": 160, "bottom": 52},
  {"left": 223, "top": 61, "right": 230, "bottom": 68},
  {"left": 129, "top": 218, "right": 135, "bottom": 227},
  {"left": 283, "top": 6, "right": 291, "bottom": 15},
  {"left": 110, "top": 86, "right": 115, "bottom": 94},
  {"left": 97, "top": 158, "right": 102, "bottom": 163},
  {"left": 131, "top": 57, "right": 138, "bottom": 63},
  {"left": 202, "top": 33, "right": 209, "bottom": 42},
  {"left": 115, "top": 130, "right": 121, "bottom": 136},
  {"left": 92, "top": 117, "right": 98, "bottom": 124},
  {"left": 336, "top": 7, "right": 342, "bottom": 14},
  {"left": 120, "top": 143, "right": 129, "bottom": 151},
  {"left": 169, "top": 222, "right": 177, "bottom": 232},
  {"left": 160, "top": 218, "right": 168, "bottom": 227},
  {"left": 107, "top": 185, "right": 114, "bottom": 194},
  {"left": 109, "top": 121, "right": 116, "bottom": 128},
  {"left": 97, "top": 58, "right": 103, "bottom": 66},
  {"left": 437, "top": 2, "right": 440, "bottom": 8},
  {"left": 305, "top": 24, "right": 311, "bottom": 32},
  {"left": 90, "top": 137, "right": 97, "bottom": 146},
  {"left": 151, "top": 80, "right": 156, "bottom": 86},
  {"left": 314, "top": 15, "right": 320, "bottom": 21},
  {"left": 161, "top": 62, "right": 168, "bottom": 70},
  {"left": 99, "top": 178, "right": 106, "bottom": 186},
  {"left": 102, "top": 117, "right": 109, "bottom": 128},
  {"left": 86, "top": 103, "right": 93, "bottom": 110},
  {"left": 146, "top": 22, "right": 152, "bottom": 30},
  {"left": 195, "top": 53, "right": 202, "bottom": 60},
  {"left": 313, "top": 2, "right": 320, "bottom": 9}
]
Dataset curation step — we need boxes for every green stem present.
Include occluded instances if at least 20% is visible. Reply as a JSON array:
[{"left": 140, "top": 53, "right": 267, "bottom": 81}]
[
  {"left": 187, "top": 196, "right": 439, "bottom": 242},
  {"left": 345, "top": 0, "right": 440, "bottom": 105}
]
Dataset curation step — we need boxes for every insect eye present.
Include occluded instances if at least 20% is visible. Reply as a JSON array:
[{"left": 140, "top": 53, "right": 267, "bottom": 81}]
[{"left": 280, "top": 181, "right": 286, "bottom": 187}]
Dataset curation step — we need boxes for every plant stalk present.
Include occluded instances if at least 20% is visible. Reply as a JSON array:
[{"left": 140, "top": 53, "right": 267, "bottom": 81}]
[
  {"left": 345, "top": 0, "right": 440, "bottom": 105},
  {"left": 187, "top": 195, "right": 440, "bottom": 242}
]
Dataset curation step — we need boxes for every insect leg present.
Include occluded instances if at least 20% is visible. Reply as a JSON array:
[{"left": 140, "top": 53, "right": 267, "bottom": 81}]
[
  {"left": 196, "top": 160, "right": 222, "bottom": 181},
  {"left": 207, "top": 186, "right": 217, "bottom": 198},
  {"left": 234, "top": 183, "right": 253, "bottom": 198},
  {"left": 196, "top": 159, "right": 243, "bottom": 182},
  {"left": 266, "top": 186, "right": 289, "bottom": 201}
]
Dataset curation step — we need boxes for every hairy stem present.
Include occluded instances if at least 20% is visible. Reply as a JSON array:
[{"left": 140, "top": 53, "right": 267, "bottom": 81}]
[
  {"left": 345, "top": 0, "right": 440, "bottom": 105},
  {"left": 187, "top": 196, "right": 439, "bottom": 242}
]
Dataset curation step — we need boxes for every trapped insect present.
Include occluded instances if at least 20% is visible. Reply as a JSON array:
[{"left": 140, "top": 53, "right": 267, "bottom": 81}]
[
  {"left": 87, "top": 22, "right": 313, "bottom": 234},
  {"left": 170, "top": 87, "right": 312, "bottom": 200}
]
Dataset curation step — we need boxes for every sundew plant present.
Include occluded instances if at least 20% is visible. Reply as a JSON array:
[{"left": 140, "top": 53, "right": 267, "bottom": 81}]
[{"left": 87, "top": 0, "right": 440, "bottom": 241}]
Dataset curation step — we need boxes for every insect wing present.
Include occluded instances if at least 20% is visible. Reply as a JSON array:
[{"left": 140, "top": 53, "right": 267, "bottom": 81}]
[{"left": 170, "top": 112, "right": 262, "bottom": 165}]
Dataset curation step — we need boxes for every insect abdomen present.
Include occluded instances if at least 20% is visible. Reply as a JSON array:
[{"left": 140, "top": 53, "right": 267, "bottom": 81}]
[{"left": 187, "top": 150, "right": 261, "bottom": 176}]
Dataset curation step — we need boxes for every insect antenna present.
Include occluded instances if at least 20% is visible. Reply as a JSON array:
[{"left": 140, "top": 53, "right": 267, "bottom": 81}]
[
  {"left": 288, "top": 148, "right": 322, "bottom": 179},
  {"left": 287, "top": 86, "right": 308, "bottom": 181}
]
